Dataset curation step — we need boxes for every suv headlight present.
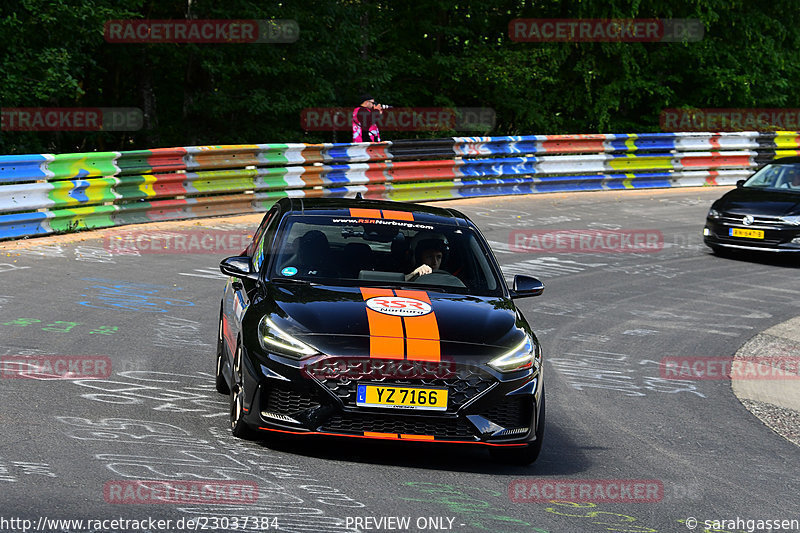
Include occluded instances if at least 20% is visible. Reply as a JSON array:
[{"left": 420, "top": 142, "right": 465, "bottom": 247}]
[
  {"left": 708, "top": 208, "right": 721, "bottom": 219},
  {"left": 489, "top": 334, "right": 540, "bottom": 373},
  {"left": 258, "top": 316, "right": 318, "bottom": 358}
]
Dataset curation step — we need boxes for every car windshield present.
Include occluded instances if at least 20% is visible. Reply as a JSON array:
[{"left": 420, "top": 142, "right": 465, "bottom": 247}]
[
  {"left": 268, "top": 214, "right": 503, "bottom": 296},
  {"left": 743, "top": 163, "right": 800, "bottom": 190}
]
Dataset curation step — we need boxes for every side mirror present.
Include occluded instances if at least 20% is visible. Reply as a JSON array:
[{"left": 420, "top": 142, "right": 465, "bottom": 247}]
[
  {"left": 220, "top": 256, "right": 259, "bottom": 282},
  {"left": 510, "top": 275, "right": 544, "bottom": 299},
  {"left": 736, "top": 179, "right": 746, "bottom": 188}
]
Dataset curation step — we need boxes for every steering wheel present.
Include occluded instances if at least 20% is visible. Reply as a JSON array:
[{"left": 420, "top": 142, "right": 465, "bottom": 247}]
[{"left": 416, "top": 269, "right": 466, "bottom": 288}]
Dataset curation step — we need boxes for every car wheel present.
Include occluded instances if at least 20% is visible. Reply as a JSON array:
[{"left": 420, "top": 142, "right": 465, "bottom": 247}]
[
  {"left": 490, "top": 388, "right": 545, "bottom": 465},
  {"left": 229, "top": 341, "right": 256, "bottom": 440},
  {"left": 215, "top": 311, "right": 230, "bottom": 394}
]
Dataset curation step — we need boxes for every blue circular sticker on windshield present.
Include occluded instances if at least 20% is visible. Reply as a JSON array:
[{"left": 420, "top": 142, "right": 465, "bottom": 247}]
[{"left": 281, "top": 266, "right": 298, "bottom": 276}]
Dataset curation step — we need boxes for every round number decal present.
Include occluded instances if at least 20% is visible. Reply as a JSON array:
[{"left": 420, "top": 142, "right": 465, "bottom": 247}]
[{"left": 366, "top": 296, "right": 432, "bottom": 317}]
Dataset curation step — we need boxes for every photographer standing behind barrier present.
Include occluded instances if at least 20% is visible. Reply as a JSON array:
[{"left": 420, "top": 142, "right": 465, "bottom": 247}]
[{"left": 352, "top": 93, "right": 384, "bottom": 143}]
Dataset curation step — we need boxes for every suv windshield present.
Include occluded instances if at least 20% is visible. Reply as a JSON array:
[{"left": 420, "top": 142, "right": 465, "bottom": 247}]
[
  {"left": 744, "top": 163, "right": 800, "bottom": 190},
  {"left": 268, "top": 214, "right": 503, "bottom": 296}
]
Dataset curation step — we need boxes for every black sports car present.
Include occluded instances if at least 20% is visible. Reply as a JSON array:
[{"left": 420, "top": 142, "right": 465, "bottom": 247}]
[
  {"left": 704, "top": 157, "right": 800, "bottom": 253},
  {"left": 216, "top": 197, "right": 546, "bottom": 464}
]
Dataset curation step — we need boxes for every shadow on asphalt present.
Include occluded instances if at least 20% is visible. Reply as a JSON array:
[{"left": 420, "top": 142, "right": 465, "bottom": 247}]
[
  {"left": 708, "top": 249, "right": 800, "bottom": 268},
  {"left": 248, "top": 422, "right": 590, "bottom": 476}
]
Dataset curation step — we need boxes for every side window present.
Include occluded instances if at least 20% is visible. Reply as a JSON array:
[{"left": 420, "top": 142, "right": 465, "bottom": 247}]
[
  {"left": 467, "top": 235, "right": 496, "bottom": 291},
  {"left": 251, "top": 206, "right": 280, "bottom": 271},
  {"left": 747, "top": 166, "right": 779, "bottom": 188},
  {"left": 245, "top": 222, "right": 266, "bottom": 258},
  {"left": 253, "top": 232, "right": 267, "bottom": 271}
]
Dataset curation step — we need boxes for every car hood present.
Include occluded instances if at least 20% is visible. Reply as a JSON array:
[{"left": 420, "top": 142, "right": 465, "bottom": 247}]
[
  {"left": 258, "top": 282, "right": 526, "bottom": 358},
  {"left": 715, "top": 187, "right": 800, "bottom": 217}
]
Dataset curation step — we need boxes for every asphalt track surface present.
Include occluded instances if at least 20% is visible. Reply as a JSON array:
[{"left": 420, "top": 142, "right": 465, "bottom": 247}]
[{"left": 1, "top": 187, "right": 798, "bottom": 533}]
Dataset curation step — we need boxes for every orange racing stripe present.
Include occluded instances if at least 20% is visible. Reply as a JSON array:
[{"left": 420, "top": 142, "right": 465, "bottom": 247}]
[
  {"left": 381, "top": 210, "right": 414, "bottom": 221},
  {"left": 364, "top": 432, "right": 397, "bottom": 439},
  {"left": 400, "top": 434, "right": 435, "bottom": 441},
  {"left": 360, "top": 288, "right": 405, "bottom": 359},
  {"left": 349, "top": 208, "right": 381, "bottom": 219},
  {"left": 348, "top": 208, "right": 414, "bottom": 221},
  {"left": 395, "top": 290, "right": 440, "bottom": 362}
]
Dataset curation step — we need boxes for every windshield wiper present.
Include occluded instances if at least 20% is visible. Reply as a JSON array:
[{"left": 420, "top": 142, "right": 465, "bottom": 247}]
[{"left": 271, "top": 277, "right": 316, "bottom": 285}]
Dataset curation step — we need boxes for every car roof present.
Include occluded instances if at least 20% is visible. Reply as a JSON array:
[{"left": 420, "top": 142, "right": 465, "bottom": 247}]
[
  {"left": 766, "top": 156, "right": 800, "bottom": 165},
  {"left": 276, "top": 197, "right": 472, "bottom": 226}
]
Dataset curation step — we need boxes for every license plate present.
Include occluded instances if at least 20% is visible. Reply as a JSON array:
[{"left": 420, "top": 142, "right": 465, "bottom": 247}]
[
  {"left": 356, "top": 384, "right": 448, "bottom": 411},
  {"left": 730, "top": 228, "right": 764, "bottom": 239}
]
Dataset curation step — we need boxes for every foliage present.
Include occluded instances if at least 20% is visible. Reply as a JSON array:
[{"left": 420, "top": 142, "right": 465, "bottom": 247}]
[{"left": 1, "top": 0, "right": 799, "bottom": 153}]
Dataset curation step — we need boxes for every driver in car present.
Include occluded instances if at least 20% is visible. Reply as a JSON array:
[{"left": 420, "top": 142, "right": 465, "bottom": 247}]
[
  {"left": 405, "top": 235, "right": 448, "bottom": 281},
  {"left": 787, "top": 167, "right": 800, "bottom": 189}
]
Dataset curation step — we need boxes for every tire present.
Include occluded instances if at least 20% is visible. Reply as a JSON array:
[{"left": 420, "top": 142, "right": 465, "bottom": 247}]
[
  {"left": 490, "top": 388, "right": 545, "bottom": 465},
  {"left": 215, "top": 311, "right": 230, "bottom": 394},
  {"left": 229, "top": 341, "right": 256, "bottom": 440}
]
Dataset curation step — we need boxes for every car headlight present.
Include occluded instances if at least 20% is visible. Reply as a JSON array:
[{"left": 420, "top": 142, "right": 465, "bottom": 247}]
[
  {"left": 258, "top": 316, "right": 318, "bottom": 358},
  {"left": 708, "top": 208, "right": 721, "bottom": 219},
  {"left": 489, "top": 334, "right": 540, "bottom": 373},
  {"left": 779, "top": 215, "right": 800, "bottom": 225}
]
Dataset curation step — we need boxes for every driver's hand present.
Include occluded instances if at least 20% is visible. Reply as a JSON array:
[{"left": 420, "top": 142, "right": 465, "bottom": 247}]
[
  {"left": 405, "top": 264, "right": 432, "bottom": 281},
  {"left": 416, "top": 264, "right": 432, "bottom": 276}
]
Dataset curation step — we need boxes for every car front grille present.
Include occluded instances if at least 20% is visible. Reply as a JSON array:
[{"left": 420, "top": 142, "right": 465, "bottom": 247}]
[
  {"left": 308, "top": 358, "right": 496, "bottom": 412},
  {"left": 710, "top": 214, "right": 798, "bottom": 244},
  {"left": 263, "top": 386, "right": 321, "bottom": 415},
  {"left": 479, "top": 396, "right": 531, "bottom": 428},
  {"left": 718, "top": 213, "right": 789, "bottom": 227},
  {"left": 321, "top": 412, "right": 476, "bottom": 439}
]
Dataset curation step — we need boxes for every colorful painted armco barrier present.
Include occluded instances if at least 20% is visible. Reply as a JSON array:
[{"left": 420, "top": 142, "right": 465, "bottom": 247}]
[{"left": 1, "top": 131, "right": 798, "bottom": 240}]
